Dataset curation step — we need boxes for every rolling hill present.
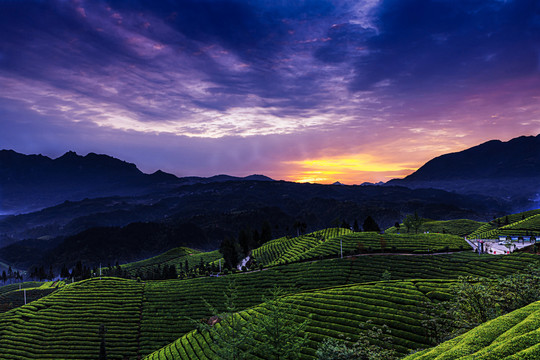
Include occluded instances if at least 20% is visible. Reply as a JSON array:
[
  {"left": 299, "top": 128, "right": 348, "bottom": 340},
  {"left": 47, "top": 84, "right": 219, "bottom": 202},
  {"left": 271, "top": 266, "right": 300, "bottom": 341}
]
[
  {"left": 0, "top": 248, "right": 538, "bottom": 359},
  {"left": 404, "top": 300, "right": 540, "bottom": 359},
  {"left": 387, "top": 134, "right": 540, "bottom": 201}
]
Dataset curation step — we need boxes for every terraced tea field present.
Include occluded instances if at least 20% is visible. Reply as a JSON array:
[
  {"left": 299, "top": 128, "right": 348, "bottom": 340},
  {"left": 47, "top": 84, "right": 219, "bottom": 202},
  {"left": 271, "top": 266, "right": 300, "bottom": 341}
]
[
  {"left": 0, "top": 277, "right": 143, "bottom": 359},
  {"left": 404, "top": 300, "right": 540, "bottom": 359},
  {"left": 121, "top": 247, "right": 222, "bottom": 276},
  {"left": 386, "top": 219, "right": 485, "bottom": 237},
  {"left": 0, "top": 252, "right": 538, "bottom": 359},
  {"left": 0, "top": 281, "right": 65, "bottom": 313},
  {"left": 254, "top": 232, "right": 469, "bottom": 266},
  {"left": 469, "top": 209, "right": 540, "bottom": 239},
  {"left": 0, "top": 282, "right": 43, "bottom": 296},
  {"left": 470, "top": 213, "right": 540, "bottom": 239},
  {"left": 252, "top": 228, "right": 352, "bottom": 266},
  {"left": 144, "top": 280, "right": 457, "bottom": 360}
]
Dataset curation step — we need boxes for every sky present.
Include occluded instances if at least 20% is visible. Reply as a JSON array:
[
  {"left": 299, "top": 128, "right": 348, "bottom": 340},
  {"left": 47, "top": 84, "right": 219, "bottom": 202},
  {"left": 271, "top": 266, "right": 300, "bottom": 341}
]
[{"left": 1, "top": 0, "right": 540, "bottom": 184}]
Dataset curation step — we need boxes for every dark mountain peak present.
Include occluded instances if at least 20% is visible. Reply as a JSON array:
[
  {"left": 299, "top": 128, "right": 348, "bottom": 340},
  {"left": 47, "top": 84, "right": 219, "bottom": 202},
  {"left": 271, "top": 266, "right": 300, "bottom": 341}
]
[
  {"left": 58, "top": 150, "right": 79, "bottom": 159},
  {"left": 0, "top": 149, "right": 182, "bottom": 213},
  {"left": 401, "top": 134, "right": 540, "bottom": 182},
  {"left": 387, "top": 134, "right": 540, "bottom": 199},
  {"left": 244, "top": 174, "right": 274, "bottom": 181},
  {"left": 149, "top": 170, "right": 179, "bottom": 182}
]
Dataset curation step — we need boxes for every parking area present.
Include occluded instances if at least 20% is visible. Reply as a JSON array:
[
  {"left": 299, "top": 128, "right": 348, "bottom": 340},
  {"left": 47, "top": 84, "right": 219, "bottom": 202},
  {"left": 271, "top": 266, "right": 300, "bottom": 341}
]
[{"left": 466, "top": 238, "right": 537, "bottom": 255}]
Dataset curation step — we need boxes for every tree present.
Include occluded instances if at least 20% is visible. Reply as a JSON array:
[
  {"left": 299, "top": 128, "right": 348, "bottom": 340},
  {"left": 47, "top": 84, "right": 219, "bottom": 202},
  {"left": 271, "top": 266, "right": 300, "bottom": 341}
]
[
  {"left": 197, "top": 280, "right": 254, "bottom": 360},
  {"left": 253, "top": 287, "right": 310, "bottom": 360},
  {"left": 316, "top": 321, "right": 398, "bottom": 360},
  {"left": 261, "top": 221, "right": 272, "bottom": 245},
  {"left": 449, "top": 269, "right": 540, "bottom": 333},
  {"left": 98, "top": 324, "right": 107, "bottom": 360},
  {"left": 403, "top": 212, "right": 424, "bottom": 234},
  {"left": 353, "top": 220, "right": 361, "bottom": 232},
  {"left": 238, "top": 229, "right": 252, "bottom": 257},
  {"left": 2, "top": 270, "right": 6, "bottom": 284},
  {"left": 220, "top": 236, "right": 242, "bottom": 269},
  {"left": 363, "top": 216, "right": 380, "bottom": 233},
  {"left": 394, "top": 222, "right": 400, "bottom": 233},
  {"left": 293, "top": 221, "right": 307, "bottom": 237}
]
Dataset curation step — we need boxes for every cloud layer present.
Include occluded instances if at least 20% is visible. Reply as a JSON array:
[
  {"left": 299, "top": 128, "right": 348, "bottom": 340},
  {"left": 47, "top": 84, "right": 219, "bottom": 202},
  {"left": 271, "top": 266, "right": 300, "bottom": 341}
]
[{"left": 1, "top": 0, "right": 539, "bottom": 183}]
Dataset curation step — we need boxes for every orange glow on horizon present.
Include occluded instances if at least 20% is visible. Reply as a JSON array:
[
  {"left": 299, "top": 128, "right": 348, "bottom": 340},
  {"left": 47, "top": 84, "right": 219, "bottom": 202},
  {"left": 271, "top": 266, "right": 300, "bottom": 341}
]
[{"left": 282, "top": 154, "right": 417, "bottom": 185}]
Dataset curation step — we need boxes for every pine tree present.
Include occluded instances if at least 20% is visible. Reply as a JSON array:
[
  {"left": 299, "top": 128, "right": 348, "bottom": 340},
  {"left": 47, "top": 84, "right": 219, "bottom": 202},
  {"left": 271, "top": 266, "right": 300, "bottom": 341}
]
[
  {"left": 220, "top": 236, "right": 241, "bottom": 269},
  {"left": 253, "top": 287, "right": 310, "bottom": 360},
  {"left": 196, "top": 280, "right": 254, "bottom": 360},
  {"left": 363, "top": 216, "right": 381, "bottom": 233},
  {"left": 261, "top": 221, "right": 272, "bottom": 245},
  {"left": 353, "top": 219, "right": 360, "bottom": 232},
  {"left": 238, "top": 229, "right": 252, "bottom": 257}
]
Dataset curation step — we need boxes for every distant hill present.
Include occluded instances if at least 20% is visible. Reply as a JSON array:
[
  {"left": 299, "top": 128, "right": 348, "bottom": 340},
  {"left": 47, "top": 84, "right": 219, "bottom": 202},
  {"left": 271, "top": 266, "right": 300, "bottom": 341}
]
[
  {"left": 0, "top": 150, "right": 180, "bottom": 213},
  {"left": 387, "top": 134, "right": 540, "bottom": 200},
  {"left": 0, "top": 150, "right": 274, "bottom": 214}
]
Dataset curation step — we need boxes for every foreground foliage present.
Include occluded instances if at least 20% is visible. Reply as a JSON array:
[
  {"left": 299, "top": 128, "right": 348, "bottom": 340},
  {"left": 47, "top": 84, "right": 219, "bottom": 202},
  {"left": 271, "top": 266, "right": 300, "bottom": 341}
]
[{"left": 404, "top": 300, "right": 540, "bottom": 360}]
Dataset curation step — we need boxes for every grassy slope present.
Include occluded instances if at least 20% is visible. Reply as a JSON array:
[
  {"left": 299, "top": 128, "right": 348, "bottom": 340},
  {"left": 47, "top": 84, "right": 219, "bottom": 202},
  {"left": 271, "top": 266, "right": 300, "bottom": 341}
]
[
  {"left": 144, "top": 280, "right": 456, "bottom": 360},
  {"left": 404, "top": 300, "right": 540, "bottom": 360},
  {"left": 120, "top": 247, "right": 222, "bottom": 276},
  {"left": 253, "top": 231, "right": 469, "bottom": 267},
  {"left": 0, "top": 281, "right": 64, "bottom": 313},
  {"left": 469, "top": 209, "right": 540, "bottom": 239},
  {"left": 386, "top": 219, "right": 485, "bottom": 237},
  {"left": 0, "top": 252, "right": 538, "bottom": 359}
]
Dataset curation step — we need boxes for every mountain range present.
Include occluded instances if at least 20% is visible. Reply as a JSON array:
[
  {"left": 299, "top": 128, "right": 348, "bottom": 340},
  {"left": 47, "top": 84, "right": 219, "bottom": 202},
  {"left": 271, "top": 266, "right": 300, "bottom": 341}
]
[
  {"left": 0, "top": 134, "right": 538, "bottom": 271},
  {"left": 387, "top": 134, "right": 540, "bottom": 200},
  {"left": 0, "top": 149, "right": 272, "bottom": 214}
]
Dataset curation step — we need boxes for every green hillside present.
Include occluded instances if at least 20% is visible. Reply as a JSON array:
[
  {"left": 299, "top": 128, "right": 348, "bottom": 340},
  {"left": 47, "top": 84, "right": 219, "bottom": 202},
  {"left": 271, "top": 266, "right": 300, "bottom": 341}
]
[
  {"left": 0, "top": 282, "right": 44, "bottom": 296},
  {"left": 404, "top": 300, "right": 540, "bottom": 359},
  {"left": 253, "top": 232, "right": 468, "bottom": 267},
  {"left": 0, "top": 252, "right": 538, "bottom": 359},
  {"left": 386, "top": 219, "right": 485, "bottom": 237},
  {"left": 252, "top": 228, "right": 351, "bottom": 266},
  {"left": 469, "top": 209, "right": 540, "bottom": 239},
  {"left": 120, "top": 247, "right": 223, "bottom": 277},
  {"left": 144, "top": 280, "right": 456, "bottom": 360},
  {"left": 0, "top": 281, "right": 64, "bottom": 313}
]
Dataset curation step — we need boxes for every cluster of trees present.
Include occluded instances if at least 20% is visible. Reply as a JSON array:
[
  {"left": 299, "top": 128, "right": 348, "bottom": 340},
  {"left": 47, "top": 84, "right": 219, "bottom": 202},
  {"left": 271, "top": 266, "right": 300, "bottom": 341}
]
[
  {"left": 220, "top": 222, "right": 272, "bottom": 269},
  {"left": 1, "top": 265, "right": 23, "bottom": 284},
  {"left": 197, "top": 282, "right": 309, "bottom": 360},
  {"left": 29, "top": 265, "right": 55, "bottom": 281},
  {"left": 422, "top": 266, "right": 540, "bottom": 344},
  {"left": 316, "top": 322, "right": 398, "bottom": 360},
  {"left": 338, "top": 216, "right": 382, "bottom": 233},
  {"left": 197, "top": 281, "right": 395, "bottom": 360},
  {"left": 392, "top": 212, "right": 425, "bottom": 234}
]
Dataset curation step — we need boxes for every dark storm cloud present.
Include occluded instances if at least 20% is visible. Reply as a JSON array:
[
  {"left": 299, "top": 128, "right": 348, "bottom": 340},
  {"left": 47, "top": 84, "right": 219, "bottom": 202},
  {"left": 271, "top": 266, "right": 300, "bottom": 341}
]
[
  {"left": 340, "top": 0, "right": 540, "bottom": 91},
  {"left": 1, "top": 0, "right": 540, "bottom": 184}
]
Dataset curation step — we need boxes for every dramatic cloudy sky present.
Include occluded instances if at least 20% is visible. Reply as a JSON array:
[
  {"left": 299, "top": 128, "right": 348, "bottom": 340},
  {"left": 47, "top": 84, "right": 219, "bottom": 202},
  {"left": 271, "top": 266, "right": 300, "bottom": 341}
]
[{"left": 1, "top": 0, "right": 540, "bottom": 183}]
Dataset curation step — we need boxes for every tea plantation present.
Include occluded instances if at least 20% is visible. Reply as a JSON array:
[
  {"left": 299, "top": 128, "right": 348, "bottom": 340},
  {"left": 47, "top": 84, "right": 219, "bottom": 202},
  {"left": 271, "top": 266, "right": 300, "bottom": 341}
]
[
  {"left": 403, "top": 300, "right": 540, "bottom": 359},
  {"left": 254, "top": 232, "right": 469, "bottom": 267},
  {"left": 385, "top": 219, "right": 485, "bottom": 237},
  {"left": 144, "top": 280, "right": 457, "bottom": 360},
  {"left": 469, "top": 209, "right": 540, "bottom": 239},
  {"left": 0, "top": 250, "right": 539, "bottom": 359},
  {"left": 121, "top": 247, "right": 223, "bottom": 277}
]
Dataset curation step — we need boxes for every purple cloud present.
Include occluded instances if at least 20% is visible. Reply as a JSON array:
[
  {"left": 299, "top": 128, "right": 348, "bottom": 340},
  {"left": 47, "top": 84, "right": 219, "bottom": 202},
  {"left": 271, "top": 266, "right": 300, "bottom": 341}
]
[{"left": 0, "top": 0, "right": 539, "bottom": 184}]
